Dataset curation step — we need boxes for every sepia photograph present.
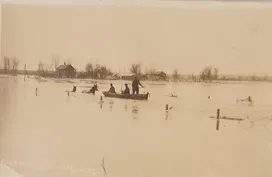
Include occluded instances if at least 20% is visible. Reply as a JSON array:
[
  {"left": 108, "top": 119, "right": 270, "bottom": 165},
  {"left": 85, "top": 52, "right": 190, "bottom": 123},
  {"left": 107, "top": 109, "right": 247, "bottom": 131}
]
[{"left": 0, "top": 0, "right": 272, "bottom": 177}]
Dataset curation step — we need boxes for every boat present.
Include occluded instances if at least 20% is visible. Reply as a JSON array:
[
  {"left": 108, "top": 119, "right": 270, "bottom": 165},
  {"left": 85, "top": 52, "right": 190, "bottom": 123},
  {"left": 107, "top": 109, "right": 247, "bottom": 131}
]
[{"left": 102, "top": 91, "right": 149, "bottom": 100}]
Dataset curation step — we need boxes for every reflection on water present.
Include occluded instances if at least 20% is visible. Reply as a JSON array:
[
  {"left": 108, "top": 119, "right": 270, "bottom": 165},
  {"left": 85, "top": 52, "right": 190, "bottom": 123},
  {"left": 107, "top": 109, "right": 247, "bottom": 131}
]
[
  {"left": 165, "top": 110, "right": 168, "bottom": 120},
  {"left": 132, "top": 104, "right": 139, "bottom": 120},
  {"left": 109, "top": 100, "right": 114, "bottom": 111},
  {"left": 100, "top": 101, "right": 104, "bottom": 109},
  {"left": 101, "top": 157, "right": 107, "bottom": 177},
  {"left": 1, "top": 76, "right": 272, "bottom": 177},
  {"left": 165, "top": 104, "right": 173, "bottom": 120}
]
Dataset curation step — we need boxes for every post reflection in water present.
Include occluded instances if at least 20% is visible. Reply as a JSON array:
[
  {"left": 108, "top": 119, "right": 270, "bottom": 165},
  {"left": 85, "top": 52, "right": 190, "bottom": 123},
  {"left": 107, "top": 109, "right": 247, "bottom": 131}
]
[
  {"left": 109, "top": 100, "right": 114, "bottom": 111},
  {"left": 132, "top": 104, "right": 139, "bottom": 120},
  {"left": 165, "top": 104, "right": 172, "bottom": 120},
  {"left": 165, "top": 110, "right": 169, "bottom": 120},
  {"left": 99, "top": 101, "right": 104, "bottom": 109}
]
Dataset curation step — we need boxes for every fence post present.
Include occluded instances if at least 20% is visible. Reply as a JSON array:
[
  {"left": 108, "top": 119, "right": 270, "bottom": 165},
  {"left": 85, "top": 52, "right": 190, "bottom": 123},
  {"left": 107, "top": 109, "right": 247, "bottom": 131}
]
[{"left": 216, "top": 109, "right": 220, "bottom": 130}]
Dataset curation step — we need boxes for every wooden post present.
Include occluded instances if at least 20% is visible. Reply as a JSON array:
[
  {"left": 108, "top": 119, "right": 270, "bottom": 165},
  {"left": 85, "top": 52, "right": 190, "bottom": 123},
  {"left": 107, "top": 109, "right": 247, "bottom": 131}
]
[
  {"left": 165, "top": 104, "right": 169, "bottom": 120},
  {"left": 165, "top": 104, "right": 169, "bottom": 111},
  {"left": 216, "top": 109, "right": 220, "bottom": 130},
  {"left": 101, "top": 157, "right": 107, "bottom": 176},
  {"left": 36, "top": 88, "right": 38, "bottom": 96},
  {"left": 67, "top": 91, "right": 69, "bottom": 96},
  {"left": 24, "top": 64, "right": 26, "bottom": 82}
]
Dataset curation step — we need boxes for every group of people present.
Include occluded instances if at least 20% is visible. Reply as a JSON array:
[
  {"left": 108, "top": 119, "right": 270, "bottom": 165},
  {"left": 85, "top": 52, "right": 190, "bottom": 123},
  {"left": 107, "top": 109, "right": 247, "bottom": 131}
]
[
  {"left": 108, "top": 77, "right": 144, "bottom": 95},
  {"left": 74, "top": 77, "right": 144, "bottom": 95}
]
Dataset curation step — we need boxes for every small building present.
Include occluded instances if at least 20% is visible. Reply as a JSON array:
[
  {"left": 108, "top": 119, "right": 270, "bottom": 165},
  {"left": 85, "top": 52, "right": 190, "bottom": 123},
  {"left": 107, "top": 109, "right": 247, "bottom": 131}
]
[
  {"left": 120, "top": 73, "right": 136, "bottom": 80},
  {"left": 56, "top": 63, "right": 76, "bottom": 78},
  {"left": 146, "top": 71, "right": 167, "bottom": 81},
  {"left": 113, "top": 73, "right": 121, "bottom": 79},
  {"left": 105, "top": 75, "right": 119, "bottom": 80}
]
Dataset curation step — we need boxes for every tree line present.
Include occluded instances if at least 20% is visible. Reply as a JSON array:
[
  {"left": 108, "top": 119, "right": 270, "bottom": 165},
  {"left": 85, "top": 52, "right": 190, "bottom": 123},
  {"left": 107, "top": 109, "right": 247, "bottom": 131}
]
[
  {"left": 2, "top": 56, "right": 20, "bottom": 74},
  {"left": 0, "top": 55, "right": 221, "bottom": 81},
  {"left": 3, "top": 55, "right": 269, "bottom": 82}
]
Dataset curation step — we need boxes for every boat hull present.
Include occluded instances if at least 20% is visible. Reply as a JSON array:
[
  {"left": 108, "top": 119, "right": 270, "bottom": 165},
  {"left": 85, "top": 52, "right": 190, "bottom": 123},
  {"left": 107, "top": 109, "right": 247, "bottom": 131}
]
[{"left": 102, "top": 92, "right": 149, "bottom": 100}]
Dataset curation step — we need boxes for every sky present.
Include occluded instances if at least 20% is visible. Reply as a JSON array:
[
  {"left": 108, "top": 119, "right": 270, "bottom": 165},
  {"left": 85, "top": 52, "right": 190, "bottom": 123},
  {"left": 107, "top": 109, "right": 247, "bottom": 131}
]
[{"left": 1, "top": 2, "right": 272, "bottom": 75}]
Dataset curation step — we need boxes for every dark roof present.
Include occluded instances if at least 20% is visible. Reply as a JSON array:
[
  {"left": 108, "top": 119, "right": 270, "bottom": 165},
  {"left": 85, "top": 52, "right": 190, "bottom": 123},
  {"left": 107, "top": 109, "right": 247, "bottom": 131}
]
[{"left": 56, "top": 64, "right": 74, "bottom": 70}]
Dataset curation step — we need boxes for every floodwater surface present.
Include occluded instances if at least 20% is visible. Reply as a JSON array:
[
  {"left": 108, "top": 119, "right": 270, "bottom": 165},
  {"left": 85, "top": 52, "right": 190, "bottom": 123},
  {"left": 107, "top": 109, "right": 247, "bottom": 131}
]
[{"left": 0, "top": 75, "right": 272, "bottom": 177}]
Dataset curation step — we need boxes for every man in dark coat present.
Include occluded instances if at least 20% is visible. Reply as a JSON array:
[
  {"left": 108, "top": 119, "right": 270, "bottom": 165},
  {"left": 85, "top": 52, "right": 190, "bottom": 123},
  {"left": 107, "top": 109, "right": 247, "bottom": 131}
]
[{"left": 132, "top": 77, "right": 144, "bottom": 94}]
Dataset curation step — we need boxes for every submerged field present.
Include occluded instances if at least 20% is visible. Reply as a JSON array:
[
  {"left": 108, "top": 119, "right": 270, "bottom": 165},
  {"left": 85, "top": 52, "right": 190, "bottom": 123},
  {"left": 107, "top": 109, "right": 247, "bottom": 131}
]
[{"left": 0, "top": 75, "right": 272, "bottom": 177}]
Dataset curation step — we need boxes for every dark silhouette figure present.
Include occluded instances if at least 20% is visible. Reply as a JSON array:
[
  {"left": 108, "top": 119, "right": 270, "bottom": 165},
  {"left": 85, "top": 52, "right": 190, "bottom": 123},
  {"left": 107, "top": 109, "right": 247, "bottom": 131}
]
[
  {"left": 108, "top": 83, "right": 116, "bottom": 93},
  {"left": 132, "top": 77, "right": 144, "bottom": 94},
  {"left": 72, "top": 86, "right": 76, "bottom": 92},
  {"left": 82, "top": 84, "right": 98, "bottom": 94},
  {"left": 247, "top": 96, "right": 252, "bottom": 102},
  {"left": 123, "top": 84, "right": 130, "bottom": 94}
]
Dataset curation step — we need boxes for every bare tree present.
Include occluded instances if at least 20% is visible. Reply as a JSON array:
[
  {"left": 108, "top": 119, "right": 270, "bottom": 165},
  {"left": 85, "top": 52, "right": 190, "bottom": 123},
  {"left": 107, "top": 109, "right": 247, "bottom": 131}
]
[
  {"left": 3, "top": 56, "right": 10, "bottom": 73},
  {"left": 145, "top": 67, "right": 156, "bottom": 75},
  {"left": 107, "top": 68, "right": 113, "bottom": 76},
  {"left": 85, "top": 62, "right": 93, "bottom": 78},
  {"left": 172, "top": 69, "right": 180, "bottom": 82},
  {"left": 250, "top": 75, "right": 257, "bottom": 81},
  {"left": 11, "top": 57, "right": 19, "bottom": 72},
  {"left": 66, "top": 59, "right": 72, "bottom": 65},
  {"left": 200, "top": 66, "right": 219, "bottom": 81},
  {"left": 130, "top": 63, "right": 142, "bottom": 76},
  {"left": 100, "top": 65, "right": 109, "bottom": 79},
  {"left": 93, "top": 64, "right": 101, "bottom": 79},
  {"left": 38, "top": 61, "right": 44, "bottom": 72},
  {"left": 52, "top": 54, "right": 60, "bottom": 71},
  {"left": 213, "top": 68, "right": 219, "bottom": 80},
  {"left": 200, "top": 66, "right": 212, "bottom": 81}
]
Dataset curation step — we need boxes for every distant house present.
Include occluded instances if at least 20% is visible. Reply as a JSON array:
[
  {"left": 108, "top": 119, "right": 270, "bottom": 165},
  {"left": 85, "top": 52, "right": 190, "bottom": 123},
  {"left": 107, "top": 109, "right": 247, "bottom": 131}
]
[
  {"left": 113, "top": 73, "right": 121, "bottom": 79},
  {"left": 56, "top": 63, "right": 76, "bottom": 78},
  {"left": 105, "top": 75, "right": 119, "bottom": 80},
  {"left": 146, "top": 71, "right": 167, "bottom": 81},
  {"left": 120, "top": 73, "right": 135, "bottom": 80}
]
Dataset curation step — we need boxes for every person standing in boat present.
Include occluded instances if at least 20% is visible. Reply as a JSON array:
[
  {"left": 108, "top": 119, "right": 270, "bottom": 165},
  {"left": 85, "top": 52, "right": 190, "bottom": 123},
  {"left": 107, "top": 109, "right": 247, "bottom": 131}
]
[
  {"left": 132, "top": 76, "right": 144, "bottom": 94},
  {"left": 108, "top": 83, "right": 116, "bottom": 93},
  {"left": 123, "top": 84, "right": 130, "bottom": 94}
]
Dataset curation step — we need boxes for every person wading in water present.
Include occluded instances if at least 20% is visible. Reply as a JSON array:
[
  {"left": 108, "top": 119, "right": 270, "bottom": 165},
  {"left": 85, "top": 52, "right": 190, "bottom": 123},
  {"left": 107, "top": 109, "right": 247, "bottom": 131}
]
[{"left": 132, "top": 76, "right": 144, "bottom": 94}]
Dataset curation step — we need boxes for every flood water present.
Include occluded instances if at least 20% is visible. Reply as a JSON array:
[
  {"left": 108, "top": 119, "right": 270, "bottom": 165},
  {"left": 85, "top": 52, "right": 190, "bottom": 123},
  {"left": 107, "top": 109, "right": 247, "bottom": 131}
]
[{"left": 1, "top": 75, "right": 272, "bottom": 177}]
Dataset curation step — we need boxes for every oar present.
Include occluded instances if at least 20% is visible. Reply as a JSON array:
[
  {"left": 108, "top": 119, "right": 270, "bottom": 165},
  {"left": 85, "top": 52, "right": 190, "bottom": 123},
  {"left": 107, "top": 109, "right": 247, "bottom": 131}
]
[
  {"left": 140, "top": 85, "right": 151, "bottom": 97},
  {"left": 100, "top": 91, "right": 105, "bottom": 96}
]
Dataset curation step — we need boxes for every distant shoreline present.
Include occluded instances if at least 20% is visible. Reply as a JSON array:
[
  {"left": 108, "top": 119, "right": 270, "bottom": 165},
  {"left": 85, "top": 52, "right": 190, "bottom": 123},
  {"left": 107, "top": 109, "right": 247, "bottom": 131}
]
[{"left": 1, "top": 72, "right": 272, "bottom": 84}]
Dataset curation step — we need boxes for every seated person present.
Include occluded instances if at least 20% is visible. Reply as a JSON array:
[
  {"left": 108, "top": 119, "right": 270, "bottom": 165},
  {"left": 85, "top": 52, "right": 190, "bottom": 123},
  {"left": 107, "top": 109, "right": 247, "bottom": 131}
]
[
  {"left": 108, "top": 83, "right": 116, "bottom": 93},
  {"left": 123, "top": 84, "right": 130, "bottom": 94}
]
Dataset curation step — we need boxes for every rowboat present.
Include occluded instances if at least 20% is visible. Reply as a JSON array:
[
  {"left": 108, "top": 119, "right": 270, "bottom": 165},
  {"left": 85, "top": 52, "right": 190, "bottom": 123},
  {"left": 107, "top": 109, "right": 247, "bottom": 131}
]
[{"left": 102, "top": 91, "right": 149, "bottom": 100}]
